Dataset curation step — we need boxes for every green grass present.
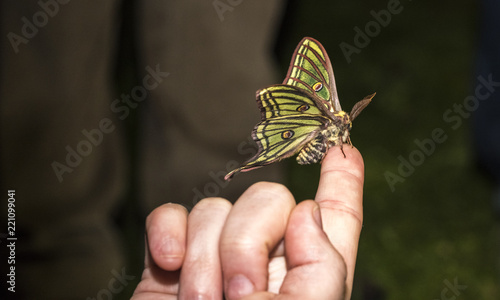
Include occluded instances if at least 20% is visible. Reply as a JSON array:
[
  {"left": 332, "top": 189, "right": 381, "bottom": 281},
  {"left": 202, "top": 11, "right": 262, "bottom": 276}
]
[{"left": 281, "top": 0, "right": 500, "bottom": 299}]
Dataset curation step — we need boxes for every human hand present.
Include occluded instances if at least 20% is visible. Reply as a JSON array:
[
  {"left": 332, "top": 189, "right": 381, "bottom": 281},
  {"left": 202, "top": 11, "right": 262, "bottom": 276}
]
[{"left": 132, "top": 146, "right": 364, "bottom": 300}]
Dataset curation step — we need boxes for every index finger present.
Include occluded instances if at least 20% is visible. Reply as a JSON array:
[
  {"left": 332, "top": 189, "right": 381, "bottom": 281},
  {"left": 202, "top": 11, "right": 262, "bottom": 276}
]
[{"left": 315, "top": 145, "right": 364, "bottom": 299}]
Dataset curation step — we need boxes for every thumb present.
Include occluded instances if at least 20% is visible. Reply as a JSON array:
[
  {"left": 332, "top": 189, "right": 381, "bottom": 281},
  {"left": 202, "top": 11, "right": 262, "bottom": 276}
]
[{"left": 280, "top": 200, "right": 347, "bottom": 299}]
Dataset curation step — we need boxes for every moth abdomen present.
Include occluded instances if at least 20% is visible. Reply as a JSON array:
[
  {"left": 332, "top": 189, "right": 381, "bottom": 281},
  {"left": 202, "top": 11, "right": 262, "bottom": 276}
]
[{"left": 296, "top": 135, "right": 328, "bottom": 165}]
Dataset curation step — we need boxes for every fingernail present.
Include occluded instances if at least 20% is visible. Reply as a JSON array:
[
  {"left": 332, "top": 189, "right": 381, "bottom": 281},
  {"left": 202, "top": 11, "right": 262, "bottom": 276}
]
[
  {"left": 227, "top": 274, "right": 254, "bottom": 299},
  {"left": 312, "top": 205, "right": 323, "bottom": 228}
]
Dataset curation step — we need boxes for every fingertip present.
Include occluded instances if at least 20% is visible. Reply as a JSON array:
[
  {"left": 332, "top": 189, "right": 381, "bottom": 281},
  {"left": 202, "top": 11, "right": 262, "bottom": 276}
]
[
  {"left": 146, "top": 203, "right": 188, "bottom": 271},
  {"left": 317, "top": 146, "right": 364, "bottom": 219},
  {"left": 243, "top": 181, "right": 294, "bottom": 202},
  {"left": 322, "top": 145, "right": 364, "bottom": 182},
  {"left": 190, "top": 197, "right": 232, "bottom": 218}
]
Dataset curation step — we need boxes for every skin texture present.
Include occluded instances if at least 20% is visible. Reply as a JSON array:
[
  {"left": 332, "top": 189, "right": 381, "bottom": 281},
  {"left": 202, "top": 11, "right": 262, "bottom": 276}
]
[{"left": 132, "top": 145, "right": 364, "bottom": 300}]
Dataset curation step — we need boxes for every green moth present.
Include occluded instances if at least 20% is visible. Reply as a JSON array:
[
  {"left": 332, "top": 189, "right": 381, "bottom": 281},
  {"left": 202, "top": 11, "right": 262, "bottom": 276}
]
[{"left": 225, "top": 37, "right": 375, "bottom": 180}]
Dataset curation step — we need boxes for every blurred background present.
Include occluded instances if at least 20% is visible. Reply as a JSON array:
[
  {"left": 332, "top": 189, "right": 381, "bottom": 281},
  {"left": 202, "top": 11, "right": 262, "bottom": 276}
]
[
  {"left": 1, "top": 0, "right": 499, "bottom": 299},
  {"left": 281, "top": 1, "right": 500, "bottom": 299}
]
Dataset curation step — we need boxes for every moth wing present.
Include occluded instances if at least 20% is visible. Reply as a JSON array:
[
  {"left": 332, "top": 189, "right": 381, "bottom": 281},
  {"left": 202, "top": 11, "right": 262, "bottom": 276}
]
[
  {"left": 224, "top": 115, "right": 329, "bottom": 180},
  {"left": 255, "top": 84, "right": 329, "bottom": 119},
  {"left": 283, "top": 37, "right": 342, "bottom": 113}
]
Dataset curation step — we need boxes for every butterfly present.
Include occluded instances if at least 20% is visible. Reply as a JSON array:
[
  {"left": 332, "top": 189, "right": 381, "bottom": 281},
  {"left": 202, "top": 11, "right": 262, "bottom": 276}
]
[{"left": 225, "top": 37, "right": 375, "bottom": 180}]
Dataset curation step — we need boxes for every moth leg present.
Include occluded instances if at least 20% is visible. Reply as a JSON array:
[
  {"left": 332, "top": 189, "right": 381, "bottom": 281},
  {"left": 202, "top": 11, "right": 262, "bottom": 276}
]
[{"left": 340, "top": 141, "right": 346, "bottom": 158}]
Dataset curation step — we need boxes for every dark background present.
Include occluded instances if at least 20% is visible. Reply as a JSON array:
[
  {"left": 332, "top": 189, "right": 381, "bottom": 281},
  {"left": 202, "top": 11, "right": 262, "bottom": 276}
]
[
  {"left": 115, "top": 0, "right": 499, "bottom": 299},
  {"left": 279, "top": 0, "right": 500, "bottom": 299}
]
